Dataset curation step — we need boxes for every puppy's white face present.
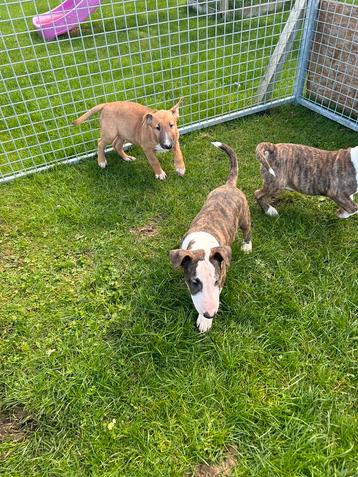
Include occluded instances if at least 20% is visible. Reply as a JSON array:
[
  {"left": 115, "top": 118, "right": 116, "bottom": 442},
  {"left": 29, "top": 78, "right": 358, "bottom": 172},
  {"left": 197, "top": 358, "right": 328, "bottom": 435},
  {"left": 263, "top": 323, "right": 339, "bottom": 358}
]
[
  {"left": 170, "top": 241, "right": 231, "bottom": 331},
  {"left": 187, "top": 256, "right": 221, "bottom": 318}
]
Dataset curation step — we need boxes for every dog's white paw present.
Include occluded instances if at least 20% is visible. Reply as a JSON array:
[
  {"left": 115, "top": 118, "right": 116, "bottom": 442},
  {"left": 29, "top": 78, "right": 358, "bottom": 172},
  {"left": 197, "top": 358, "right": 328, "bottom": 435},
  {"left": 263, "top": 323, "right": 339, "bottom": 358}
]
[
  {"left": 155, "top": 170, "right": 167, "bottom": 181},
  {"left": 98, "top": 160, "right": 107, "bottom": 169},
  {"left": 266, "top": 206, "right": 279, "bottom": 217},
  {"left": 337, "top": 210, "right": 350, "bottom": 219},
  {"left": 122, "top": 155, "right": 136, "bottom": 162},
  {"left": 241, "top": 241, "right": 252, "bottom": 254},
  {"left": 196, "top": 314, "right": 213, "bottom": 333},
  {"left": 176, "top": 167, "right": 185, "bottom": 177},
  {"left": 337, "top": 209, "right": 358, "bottom": 219}
]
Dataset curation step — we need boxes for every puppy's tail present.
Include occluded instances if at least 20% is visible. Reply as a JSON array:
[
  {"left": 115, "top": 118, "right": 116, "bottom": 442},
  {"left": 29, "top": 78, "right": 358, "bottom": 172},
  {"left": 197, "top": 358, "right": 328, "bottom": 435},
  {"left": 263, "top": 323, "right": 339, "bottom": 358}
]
[
  {"left": 256, "top": 142, "right": 276, "bottom": 177},
  {"left": 211, "top": 141, "right": 238, "bottom": 187},
  {"left": 72, "top": 103, "right": 106, "bottom": 125}
]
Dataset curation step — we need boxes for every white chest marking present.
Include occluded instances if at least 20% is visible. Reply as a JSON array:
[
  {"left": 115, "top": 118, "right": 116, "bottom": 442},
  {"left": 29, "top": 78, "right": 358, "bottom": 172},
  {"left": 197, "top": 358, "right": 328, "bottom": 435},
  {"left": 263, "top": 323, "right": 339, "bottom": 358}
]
[{"left": 351, "top": 146, "right": 358, "bottom": 193}]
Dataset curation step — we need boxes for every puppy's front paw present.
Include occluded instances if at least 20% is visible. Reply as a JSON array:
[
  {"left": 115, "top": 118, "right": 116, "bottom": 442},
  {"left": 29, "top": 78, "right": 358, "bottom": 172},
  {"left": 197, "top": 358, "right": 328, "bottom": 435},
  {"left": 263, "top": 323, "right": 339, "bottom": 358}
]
[
  {"left": 196, "top": 314, "right": 213, "bottom": 333},
  {"left": 266, "top": 206, "right": 279, "bottom": 217},
  {"left": 337, "top": 208, "right": 350, "bottom": 219},
  {"left": 98, "top": 159, "right": 107, "bottom": 169},
  {"left": 155, "top": 170, "right": 167, "bottom": 181},
  {"left": 122, "top": 155, "right": 136, "bottom": 162},
  {"left": 176, "top": 167, "right": 185, "bottom": 177},
  {"left": 337, "top": 208, "right": 358, "bottom": 219},
  {"left": 241, "top": 241, "right": 252, "bottom": 254}
]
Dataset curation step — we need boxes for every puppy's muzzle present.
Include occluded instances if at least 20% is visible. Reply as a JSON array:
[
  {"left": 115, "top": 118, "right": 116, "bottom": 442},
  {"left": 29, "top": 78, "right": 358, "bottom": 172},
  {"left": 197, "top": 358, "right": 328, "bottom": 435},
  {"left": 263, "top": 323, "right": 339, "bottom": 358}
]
[{"left": 161, "top": 143, "right": 173, "bottom": 150}]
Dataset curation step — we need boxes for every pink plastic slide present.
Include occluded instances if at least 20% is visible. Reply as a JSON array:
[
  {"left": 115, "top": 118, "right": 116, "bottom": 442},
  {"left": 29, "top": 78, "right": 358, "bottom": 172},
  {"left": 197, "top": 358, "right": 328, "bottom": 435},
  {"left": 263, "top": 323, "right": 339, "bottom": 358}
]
[{"left": 32, "top": 0, "right": 101, "bottom": 41}]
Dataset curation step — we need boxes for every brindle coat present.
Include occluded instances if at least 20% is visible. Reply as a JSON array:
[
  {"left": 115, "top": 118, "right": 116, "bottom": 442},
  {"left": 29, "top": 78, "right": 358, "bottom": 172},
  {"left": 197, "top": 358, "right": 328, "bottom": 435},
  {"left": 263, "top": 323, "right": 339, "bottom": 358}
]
[
  {"left": 255, "top": 142, "right": 358, "bottom": 217},
  {"left": 184, "top": 186, "right": 251, "bottom": 287},
  {"left": 171, "top": 143, "right": 252, "bottom": 290}
]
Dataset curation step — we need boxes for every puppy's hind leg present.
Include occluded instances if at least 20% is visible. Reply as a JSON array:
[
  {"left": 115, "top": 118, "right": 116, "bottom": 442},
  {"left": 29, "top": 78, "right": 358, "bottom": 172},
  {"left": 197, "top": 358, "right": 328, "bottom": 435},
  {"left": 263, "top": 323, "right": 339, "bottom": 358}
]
[
  {"left": 112, "top": 136, "right": 136, "bottom": 162},
  {"left": 240, "top": 213, "right": 252, "bottom": 254},
  {"left": 97, "top": 138, "right": 108, "bottom": 169},
  {"left": 255, "top": 185, "right": 280, "bottom": 217},
  {"left": 331, "top": 194, "right": 358, "bottom": 219}
]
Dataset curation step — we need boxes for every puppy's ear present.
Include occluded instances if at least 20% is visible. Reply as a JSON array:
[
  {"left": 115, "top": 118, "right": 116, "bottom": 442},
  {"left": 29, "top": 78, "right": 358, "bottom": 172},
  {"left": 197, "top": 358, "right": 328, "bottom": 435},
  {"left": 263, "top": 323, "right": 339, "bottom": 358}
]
[
  {"left": 170, "top": 249, "right": 188, "bottom": 269},
  {"left": 144, "top": 113, "right": 153, "bottom": 125},
  {"left": 169, "top": 249, "right": 204, "bottom": 269},
  {"left": 171, "top": 97, "right": 183, "bottom": 118},
  {"left": 210, "top": 246, "right": 232, "bottom": 267}
]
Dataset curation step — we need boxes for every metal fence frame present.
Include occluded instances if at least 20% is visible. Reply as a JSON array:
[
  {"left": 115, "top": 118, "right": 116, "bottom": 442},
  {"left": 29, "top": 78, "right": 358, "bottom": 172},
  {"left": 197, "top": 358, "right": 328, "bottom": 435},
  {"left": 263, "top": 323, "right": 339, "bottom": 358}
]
[
  {"left": 1, "top": 0, "right": 357, "bottom": 185},
  {"left": 294, "top": 0, "right": 358, "bottom": 132}
]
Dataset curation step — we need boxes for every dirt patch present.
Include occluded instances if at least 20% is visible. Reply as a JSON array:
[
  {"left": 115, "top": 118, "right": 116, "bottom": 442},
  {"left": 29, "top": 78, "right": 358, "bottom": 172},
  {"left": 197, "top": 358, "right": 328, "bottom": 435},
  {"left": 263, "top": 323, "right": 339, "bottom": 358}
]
[
  {"left": 0, "top": 407, "right": 34, "bottom": 444},
  {"left": 130, "top": 217, "right": 161, "bottom": 238},
  {"left": 130, "top": 225, "right": 159, "bottom": 237},
  {"left": 185, "top": 445, "right": 238, "bottom": 477},
  {"left": 0, "top": 245, "right": 24, "bottom": 272}
]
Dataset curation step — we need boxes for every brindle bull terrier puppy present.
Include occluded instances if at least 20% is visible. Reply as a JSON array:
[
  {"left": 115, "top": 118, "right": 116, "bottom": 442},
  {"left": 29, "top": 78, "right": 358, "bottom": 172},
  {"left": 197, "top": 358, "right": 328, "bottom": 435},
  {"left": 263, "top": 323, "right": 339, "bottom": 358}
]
[
  {"left": 255, "top": 143, "right": 358, "bottom": 218},
  {"left": 170, "top": 142, "right": 252, "bottom": 333},
  {"left": 73, "top": 99, "right": 185, "bottom": 180}
]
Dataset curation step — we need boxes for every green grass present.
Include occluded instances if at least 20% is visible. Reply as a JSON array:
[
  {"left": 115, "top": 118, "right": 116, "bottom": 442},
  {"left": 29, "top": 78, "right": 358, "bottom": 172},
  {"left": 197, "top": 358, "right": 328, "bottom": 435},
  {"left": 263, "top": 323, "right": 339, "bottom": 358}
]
[
  {"left": 1, "top": 104, "right": 357, "bottom": 476},
  {"left": 1, "top": 0, "right": 301, "bottom": 178}
]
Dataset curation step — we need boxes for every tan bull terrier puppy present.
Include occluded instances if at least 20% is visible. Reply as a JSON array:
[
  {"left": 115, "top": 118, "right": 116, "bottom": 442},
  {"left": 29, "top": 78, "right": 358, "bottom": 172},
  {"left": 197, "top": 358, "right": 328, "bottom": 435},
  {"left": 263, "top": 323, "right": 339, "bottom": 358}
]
[
  {"left": 255, "top": 143, "right": 358, "bottom": 218},
  {"left": 170, "top": 142, "right": 252, "bottom": 333},
  {"left": 73, "top": 99, "right": 185, "bottom": 180}
]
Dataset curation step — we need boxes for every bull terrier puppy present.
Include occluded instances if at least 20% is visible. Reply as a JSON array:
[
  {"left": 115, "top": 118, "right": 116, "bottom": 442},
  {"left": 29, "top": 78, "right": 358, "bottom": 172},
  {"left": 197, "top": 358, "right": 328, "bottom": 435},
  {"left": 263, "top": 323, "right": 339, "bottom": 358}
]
[
  {"left": 73, "top": 99, "right": 185, "bottom": 180},
  {"left": 170, "top": 142, "right": 252, "bottom": 333},
  {"left": 255, "top": 143, "right": 358, "bottom": 218}
]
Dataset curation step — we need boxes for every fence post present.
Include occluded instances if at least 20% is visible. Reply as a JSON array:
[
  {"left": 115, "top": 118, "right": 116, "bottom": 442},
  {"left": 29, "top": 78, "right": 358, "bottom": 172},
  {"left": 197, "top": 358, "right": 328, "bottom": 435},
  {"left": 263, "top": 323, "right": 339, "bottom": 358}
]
[
  {"left": 293, "top": 0, "right": 320, "bottom": 102},
  {"left": 220, "top": 0, "right": 229, "bottom": 19}
]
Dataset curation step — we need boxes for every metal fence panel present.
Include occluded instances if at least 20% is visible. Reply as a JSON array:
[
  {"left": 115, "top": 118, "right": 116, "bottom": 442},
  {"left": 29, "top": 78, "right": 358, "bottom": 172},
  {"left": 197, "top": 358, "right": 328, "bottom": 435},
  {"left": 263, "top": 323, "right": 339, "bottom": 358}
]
[
  {"left": 0, "top": 0, "right": 306, "bottom": 182},
  {"left": 1, "top": 0, "right": 356, "bottom": 184},
  {"left": 295, "top": 0, "right": 358, "bottom": 132}
]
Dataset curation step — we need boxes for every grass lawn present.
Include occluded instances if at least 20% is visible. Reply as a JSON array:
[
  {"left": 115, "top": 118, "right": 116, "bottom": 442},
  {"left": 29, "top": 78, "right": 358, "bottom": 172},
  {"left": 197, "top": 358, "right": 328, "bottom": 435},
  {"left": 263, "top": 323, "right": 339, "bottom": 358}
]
[{"left": 0, "top": 104, "right": 357, "bottom": 476}]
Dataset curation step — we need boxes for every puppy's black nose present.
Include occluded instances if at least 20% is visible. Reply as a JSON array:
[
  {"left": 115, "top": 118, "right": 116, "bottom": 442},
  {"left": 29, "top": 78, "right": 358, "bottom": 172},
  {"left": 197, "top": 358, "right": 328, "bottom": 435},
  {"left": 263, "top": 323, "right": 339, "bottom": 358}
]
[
  {"left": 162, "top": 143, "right": 172, "bottom": 150},
  {"left": 203, "top": 312, "right": 214, "bottom": 319}
]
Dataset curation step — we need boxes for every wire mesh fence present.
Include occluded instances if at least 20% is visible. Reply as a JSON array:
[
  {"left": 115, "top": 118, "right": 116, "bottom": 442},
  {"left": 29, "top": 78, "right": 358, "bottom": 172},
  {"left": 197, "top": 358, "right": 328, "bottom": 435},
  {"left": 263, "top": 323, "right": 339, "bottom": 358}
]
[
  {"left": 296, "top": 0, "right": 358, "bottom": 130},
  {"left": 0, "top": 0, "right": 356, "bottom": 184}
]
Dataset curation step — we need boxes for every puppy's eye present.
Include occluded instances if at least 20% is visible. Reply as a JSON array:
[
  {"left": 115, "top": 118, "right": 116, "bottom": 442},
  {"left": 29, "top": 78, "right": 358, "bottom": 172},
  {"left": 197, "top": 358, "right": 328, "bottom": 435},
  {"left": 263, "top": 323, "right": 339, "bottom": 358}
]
[
  {"left": 169, "top": 123, "right": 174, "bottom": 128},
  {"left": 156, "top": 124, "right": 161, "bottom": 131},
  {"left": 214, "top": 279, "right": 219, "bottom": 287}
]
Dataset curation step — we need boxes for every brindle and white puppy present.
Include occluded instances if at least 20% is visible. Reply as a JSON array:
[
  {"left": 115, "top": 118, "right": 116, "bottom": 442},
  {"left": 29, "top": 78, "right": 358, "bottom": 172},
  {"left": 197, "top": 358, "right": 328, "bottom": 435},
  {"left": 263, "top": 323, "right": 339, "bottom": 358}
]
[
  {"left": 255, "top": 143, "right": 358, "bottom": 218},
  {"left": 170, "top": 142, "right": 252, "bottom": 333}
]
